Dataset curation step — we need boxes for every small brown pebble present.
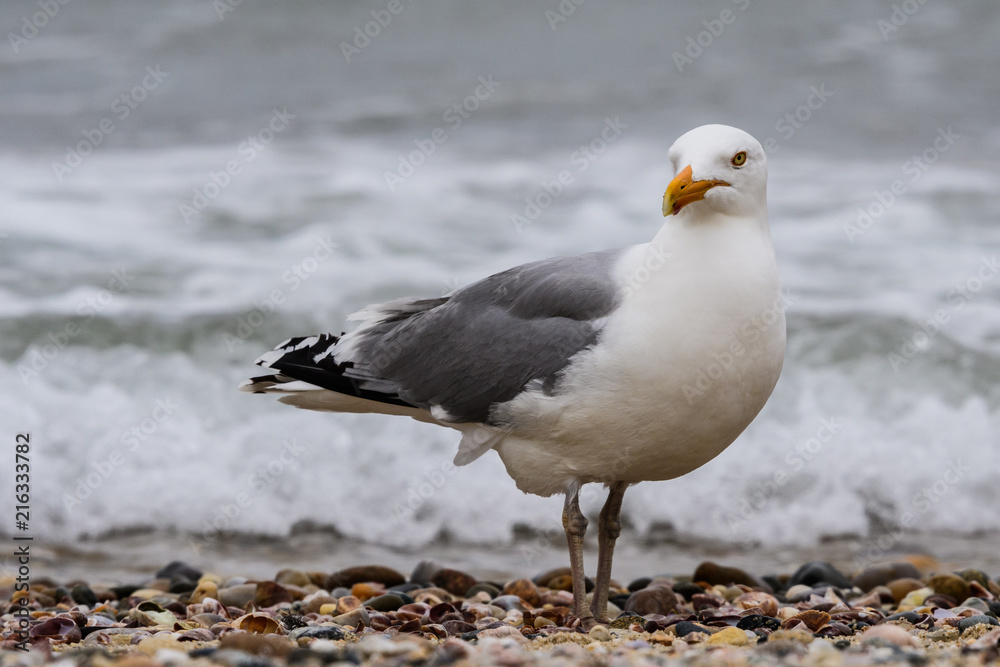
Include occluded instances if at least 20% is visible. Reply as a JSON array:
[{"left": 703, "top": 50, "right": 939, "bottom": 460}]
[
  {"left": 302, "top": 591, "right": 337, "bottom": 614},
  {"left": 887, "top": 578, "right": 925, "bottom": 603},
  {"left": 852, "top": 562, "right": 921, "bottom": 592},
  {"left": 430, "top": 568, "right": 478, "bottom": 597},
  {"left": 532, "top": 567, "right": 571, "bottom": 586},
  {"left": 539, "top": 589, "right": 574, "bottom": 607},
  {"left": 328, "top": 565, "right": 405, "bottom": 589},
  {"left": 218, "top": 584, "right": 258, "bottom": 609},
  {"left": 274, "top": 569, "right": 312, "bottom": 588},
  {"left": 624, "top": 585, "right": 678, "bottom": 616},
  {"left": 255, "top": 581, "right": 293, "bottom": 607},
  {"left": 958, "top": 568, "right": 990, "bottom": 588},
  {"left": 692, "top": 561, "right": 771, "bottom": 592},
  {"left": 332, "top": 606, "right": 370, "bottom": 628},
  {"left": 336, "top": 595, "right": 362, "bottom": 614},
  {"left": 502, "top": 578, "right": 540, "bottom": 607},
  {"left": 927, "top": 573, "right": 969, "bottom": 602},
  {"left": 545, "top": 574, "right": 574, "bottom": 591},
  {"left": 190, "top": 581, "right": 218, "bottom": 605},
  {"left": 351, "top": 582, "right": 385, "bottom": 601}
]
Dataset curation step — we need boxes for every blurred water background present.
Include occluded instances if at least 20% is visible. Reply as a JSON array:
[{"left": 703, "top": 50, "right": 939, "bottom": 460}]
[{"left": 2, "top": 1, "right": 999, "bottom": 581}]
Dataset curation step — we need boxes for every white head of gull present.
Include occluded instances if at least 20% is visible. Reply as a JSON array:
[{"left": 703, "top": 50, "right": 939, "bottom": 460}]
[{"left": 241, "top": 124, "right": 785, "bottom": 629}]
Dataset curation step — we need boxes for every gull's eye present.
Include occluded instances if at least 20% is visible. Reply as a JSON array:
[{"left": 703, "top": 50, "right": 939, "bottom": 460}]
[{"left": 731, "top": 151, "right": 747, "bottom": 167}]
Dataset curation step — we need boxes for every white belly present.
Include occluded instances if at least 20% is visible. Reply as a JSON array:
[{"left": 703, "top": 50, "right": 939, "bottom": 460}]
[{"left": 493, "top": 223, "right": 786, "bottom": 497}]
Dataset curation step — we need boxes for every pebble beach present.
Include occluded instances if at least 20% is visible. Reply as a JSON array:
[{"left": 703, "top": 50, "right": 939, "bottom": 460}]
[{"left": 4, "top": 557, "right": 1000, "bottom": 666}]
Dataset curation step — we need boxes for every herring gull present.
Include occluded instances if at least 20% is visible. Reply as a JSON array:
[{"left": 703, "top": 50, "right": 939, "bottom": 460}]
[{"left": 241, "top": 124, "right": 786, "bottom": 628}]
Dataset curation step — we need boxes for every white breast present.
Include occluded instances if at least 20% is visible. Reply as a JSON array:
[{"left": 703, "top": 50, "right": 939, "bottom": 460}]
[{"left": 494, "top": 214, "right": 786, "bottom": 497}]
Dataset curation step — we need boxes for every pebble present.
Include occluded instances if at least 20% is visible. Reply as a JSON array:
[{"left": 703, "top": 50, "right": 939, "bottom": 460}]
[
  {"left": 12, "top": 557, "right": 1000, "bottom": 665},
  {"left": 430, "top": 568, "right": 478, "bottom": 596},
  {"left": 623, "top": 584, "right": 678, "bottom": 616},
  {"left": 168, "top": 577, "right": 197, "bottom": 594},
  {"left": 898, "top": 586, "right": 933, "bottom": 610},
  {"left": 288, "top": 625, "right": 347, "bottom": 641},
  {"left": 218, "top": 583, "right": 257, "bottom": 609},
  {"left": 301, "top": 591, "right": 336, "bottom": 614},
  {"left": 852, "top": 561, "right": 921, "bottom": 591},
  {"left": 958, "top": 568, "right": 991, "bottom": 588},
  {"left": 501, "top": 578, "right": 540, "bottom": 607},
  {"left": 155, "top": 561, "right": 203, "bottom": 583},
  {"left": 532, "top": 567, "right": 571, "bottom": 587},
  {"left": 328, "top": 565, "right": 405, "bottom": 589},
  {"left": 884, "top": 610, "right": 921, "bottom": 623},
  {"left": 927, "top": 573, "right": 970, "bottom": 602},
  {"left": 692, "top": 561, "right": 771, "bottom": 592},
  {"left": 274, "top": 568, "right": 312, "bottom": 588},
  {"left": 673, "top": 621, "right": 710, "bottom": 637},
  {"left": 609, "top": 612, "right": 642, "bottom": 629},
  {"left": 706, "top": 626, "right": 750, "bottom": 646},
  {"left": 465, "top": 583, "right": 500, "bottom": 599},
  {"left": 128, "top": 588, "right": 171, "bottom": 601},
  {"left": 331, "top": 606, "right": 370, "bottom": 628},
  {"left": 71, "top": 583, "right": 98, "bottom": 607},
  {"left": 409, "top": 560, "right": 442, "bottom": 585},
  {"left": 351, "top": 582, "right": 386, "bottom": 602},
  {"left": 628, "top": 576, "right": 652, "bottom": 592},
  {"left": 255, "top": 580, "right": 294, "bottom": 607},
  {"left": 784, "top": 583, "right": 812, "bottom": 600},
  {"left": 190, "top": 580, "right": 219, "bottom": 604},
  {"left": 335, "top": 595, "right": 362, "bottom": 614},
  {"left": 786, "top": 560, "right": 852, "bottom": 589},
  {"left": 364, "top": 594, "right": 405, "bottom": 612},
  {"left": 110, "top": 584, "right": 141, "bottom": 599},
  {"left": 886, "top": 577, "right": 925, "bottom": 602},
  {"left": 533, "top": 616, "right": 555, "bottom": 629},
  {"left": 544, "top": 574, "right": 574, "bottom": 591},
  {"left": 958, "top": 615, "right": 1000, "bottom": 633},
  {"left": 958, "top": 597, "right": 990, "bottom": 612},
  {"left": 737, "top": 614, "right": 781, "bottom": 631}
]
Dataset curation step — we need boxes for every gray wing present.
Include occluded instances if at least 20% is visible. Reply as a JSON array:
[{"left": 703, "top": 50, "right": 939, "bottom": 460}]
[{"left": 249, "top": 248, "right": 626, "bottom": 425}]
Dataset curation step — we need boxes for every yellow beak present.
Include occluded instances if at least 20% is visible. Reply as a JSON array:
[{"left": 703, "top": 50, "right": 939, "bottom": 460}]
[{"left": 662, "top": 165, "right": 730, "bottom": 216}]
